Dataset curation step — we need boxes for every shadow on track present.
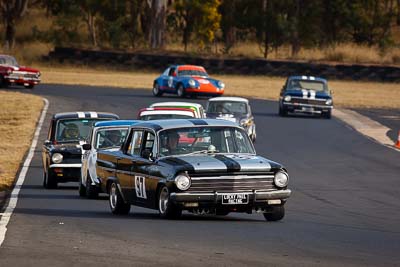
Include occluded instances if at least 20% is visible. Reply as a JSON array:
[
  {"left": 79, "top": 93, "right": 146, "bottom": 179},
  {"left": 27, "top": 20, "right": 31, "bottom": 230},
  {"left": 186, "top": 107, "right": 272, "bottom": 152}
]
[{"left": 13, "top": 207, "right": 265, "bottom": 223}]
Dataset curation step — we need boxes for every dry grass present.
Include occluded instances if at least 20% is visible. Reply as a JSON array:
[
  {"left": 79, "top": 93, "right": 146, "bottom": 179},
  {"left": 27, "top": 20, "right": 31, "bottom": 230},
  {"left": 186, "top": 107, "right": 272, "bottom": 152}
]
[
  {"left": 226, "top": 42, "right": 400, "bottom": 65},
  {"left": 0, "top": 91, "right": 43, "bottom": 191},
  {"left": 41, "top": 66, "right": 400, "bottom": 109}
]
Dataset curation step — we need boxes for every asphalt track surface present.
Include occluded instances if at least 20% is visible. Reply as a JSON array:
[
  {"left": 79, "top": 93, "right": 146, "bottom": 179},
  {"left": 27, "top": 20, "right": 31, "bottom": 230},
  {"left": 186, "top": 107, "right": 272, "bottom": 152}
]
[{"left": 0, "top": 84, "right": 399, "bottom": 267}]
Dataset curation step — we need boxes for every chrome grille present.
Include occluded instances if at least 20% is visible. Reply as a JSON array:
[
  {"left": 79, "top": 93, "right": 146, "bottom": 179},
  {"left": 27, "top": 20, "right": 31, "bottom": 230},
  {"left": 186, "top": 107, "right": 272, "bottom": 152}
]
[
  {"left": 290, "top": 97, "right": 327, "bottom": 105},
  {"left": 24, "top": 73, "right": 38, "bottom": 78},
  {"left": 188, "top": 174, "right": 276, "bottom": 193}
]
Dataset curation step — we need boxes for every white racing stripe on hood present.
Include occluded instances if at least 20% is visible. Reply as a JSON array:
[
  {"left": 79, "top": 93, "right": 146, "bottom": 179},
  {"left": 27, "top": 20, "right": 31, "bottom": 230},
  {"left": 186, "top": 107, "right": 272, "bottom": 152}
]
[
  {"left": 309, "top": 90, "right": 316, "bottom": 99},
  {"left": 179, "top": 155, "right": 227, "bottom": 171},
  {"left": 225, "top": 154, "right": 271, "bottom": 171},
  {"left": 301, "top": 89, "right": 308, "bottom": 98},
  {"left": 89, "top": 112, "right": 98, "bottom": 118}
]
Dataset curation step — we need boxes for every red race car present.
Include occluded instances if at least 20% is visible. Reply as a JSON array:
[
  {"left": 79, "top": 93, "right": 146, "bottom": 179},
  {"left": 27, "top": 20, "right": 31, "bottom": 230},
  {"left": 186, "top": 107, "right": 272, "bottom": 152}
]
[
  {"left": 0, "top": 55, "right": 41, "bottom": 89},
  {"left": 152, "top": 65, "right": 225, "bottom": 98}
]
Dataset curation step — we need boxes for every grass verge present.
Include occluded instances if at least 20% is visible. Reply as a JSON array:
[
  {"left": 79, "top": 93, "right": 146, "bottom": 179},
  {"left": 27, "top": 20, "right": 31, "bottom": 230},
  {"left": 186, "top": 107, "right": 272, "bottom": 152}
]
[
  {"left": 40, "top": 66, "right": 400, "bottom": 109},
  {"left": 0, "top": 91, "right": 43, "bottom": 191}
]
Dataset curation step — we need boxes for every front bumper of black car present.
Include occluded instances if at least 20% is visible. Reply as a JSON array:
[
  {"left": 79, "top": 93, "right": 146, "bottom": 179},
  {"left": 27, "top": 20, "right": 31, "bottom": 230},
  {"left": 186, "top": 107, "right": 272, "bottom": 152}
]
[
  {"left": 49, "top": 163, "right": 81, "bottom": 182},
  {"left": 283, "top": 102, "right": 332, "bottom": 113},
  {"left": 170, "top": 189, "right": 291, "bottom": 210}
]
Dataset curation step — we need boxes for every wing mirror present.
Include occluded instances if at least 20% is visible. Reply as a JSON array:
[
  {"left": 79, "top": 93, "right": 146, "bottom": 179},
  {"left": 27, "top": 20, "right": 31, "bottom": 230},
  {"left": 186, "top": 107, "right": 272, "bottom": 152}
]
[
  {"left": 44, "top": 140, "right": 51, "bottom": 145},
  {"left": 82, "top": 144, "right": 92, "bottom": 150},
  {"left": 141, "top": 149, "right": 153, "bottom": 160}
]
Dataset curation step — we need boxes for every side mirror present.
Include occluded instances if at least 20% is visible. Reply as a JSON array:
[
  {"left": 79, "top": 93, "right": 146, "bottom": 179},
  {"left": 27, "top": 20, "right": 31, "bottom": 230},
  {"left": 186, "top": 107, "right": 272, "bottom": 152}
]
[
  {"left": 44, "top": 140, "right": 51, "bottom": 145},
  {"left": 141, "top": 149, "right": 153, "bottom": 160},
  {"left": 82, "top": 144, "right": 92, "bottom": 150}
]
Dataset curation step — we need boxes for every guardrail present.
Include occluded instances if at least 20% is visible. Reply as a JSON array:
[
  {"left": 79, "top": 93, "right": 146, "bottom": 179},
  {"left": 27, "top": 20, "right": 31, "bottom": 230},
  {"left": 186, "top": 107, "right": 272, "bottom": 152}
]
[{"left": 47, "top": 47, "right": 400, "bottom": 82}]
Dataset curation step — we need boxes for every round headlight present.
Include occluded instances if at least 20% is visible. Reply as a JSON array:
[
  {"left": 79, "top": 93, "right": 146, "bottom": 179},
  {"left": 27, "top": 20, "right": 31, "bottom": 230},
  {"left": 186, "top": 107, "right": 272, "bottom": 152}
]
[
  {"left": 284, "top": 95, "right": 291, "bottom": 102},
  {"left": 274, "top": 171, "right": 288, "bottom": 188},
  {"left": 218, "top": 81, "right": 225, "bottom": 89},
  {"left": 6, "top": 69, "right": 12, "bottom": 74},
  {"left": 325, "top": 99, "right": 333, "bottom": 105},
  {"left": 52, "top": 153, "right": 63, "bottom": 164},
  {"left": 175, "top": 174, "right": 191, "bottom": 191},
  {"left": 188, "top": 79, "right": 196, "bottom": 88}
]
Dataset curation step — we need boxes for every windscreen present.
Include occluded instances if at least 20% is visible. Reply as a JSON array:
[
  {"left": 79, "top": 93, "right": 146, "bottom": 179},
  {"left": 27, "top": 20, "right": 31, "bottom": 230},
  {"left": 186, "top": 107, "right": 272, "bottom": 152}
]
[
  {"left": 288, "top": 79, "right": 326, "bottom": 91},
  {"left": 95, "top": 128, "right": 129, "bottom": 149},
  {"left": 159, "top": 126, "right": 254, "bottom": 157},
  {"left": 207, "top": 101, "right": 247, "bottom": 114},
  {"left": 55, "top": 119, "right": 108, "bottom": 143},
  {"left": 177, "top": 69, "right": 208, "bottom": 77}
]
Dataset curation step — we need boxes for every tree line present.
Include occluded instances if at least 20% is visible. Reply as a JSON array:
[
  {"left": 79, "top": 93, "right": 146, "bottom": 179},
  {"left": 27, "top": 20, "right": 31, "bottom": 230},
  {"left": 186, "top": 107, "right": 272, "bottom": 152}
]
[{"left": 1, "top": 0, "right": 400, "bottom": 58}]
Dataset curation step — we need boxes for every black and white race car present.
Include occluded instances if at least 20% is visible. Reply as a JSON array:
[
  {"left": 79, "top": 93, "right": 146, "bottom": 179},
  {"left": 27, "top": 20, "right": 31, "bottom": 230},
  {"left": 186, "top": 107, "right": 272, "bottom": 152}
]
[{"left": 42, "top": 111, "right": 119, "bottom": 188}]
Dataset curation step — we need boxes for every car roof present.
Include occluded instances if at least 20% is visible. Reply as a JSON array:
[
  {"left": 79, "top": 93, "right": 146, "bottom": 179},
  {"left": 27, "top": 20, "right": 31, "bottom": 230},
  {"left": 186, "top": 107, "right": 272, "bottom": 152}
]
[
  {"left": 53, "top": 112, "right": 119, "bottom": 120},
  {"left": 94, "top": 120, "right": 139, "bottom": 127},
  {"left": 138, "top": 107, "right": 195, "bottom": 117},
  {"left": 168, "top": 65, "right": 205, "bottom": 70},
  {"left": 150, "top": 102, "right": 204, "bottom": 109},
  {"left": 132, "top": 119, "right": 239, "bottom": 131},
  {"left": 208, "top": 97, "right": 249, "bottom": 103},
  {"left": 289, "top": 76, "right": 327, "bottom": 83}
]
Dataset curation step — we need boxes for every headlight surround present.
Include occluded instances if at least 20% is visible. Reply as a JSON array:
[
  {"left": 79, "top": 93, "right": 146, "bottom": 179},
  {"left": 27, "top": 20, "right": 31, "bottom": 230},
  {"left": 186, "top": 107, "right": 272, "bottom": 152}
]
[
  {"left": 188, "top": 79, "right": 196, "bottom": 88},
  {"left": 274, "top": 171, "right": 289, "bottom": 188},
  {"left": 218, "top": 81, "right": 225, "bottom": 89},
  {"left": 284, "top": 95, "right": 291, "bottom": 102},
  {"left": 51, "top": 153, "right": 63, "bottom": 164},
  {"left": 325, "top": 99, "right": 333, "bottom": 105},
  {"left": 175, "top": 174, "right": 191, "bottom": 191},
  {"left": 240, "top": 118, "right": 250, "bottom": 127},
  {"left": 36, "top": 72, "right": 41, "bottom": 78},
  {"left": 6, "top": 69, "right": 12, "bottom": 75}
]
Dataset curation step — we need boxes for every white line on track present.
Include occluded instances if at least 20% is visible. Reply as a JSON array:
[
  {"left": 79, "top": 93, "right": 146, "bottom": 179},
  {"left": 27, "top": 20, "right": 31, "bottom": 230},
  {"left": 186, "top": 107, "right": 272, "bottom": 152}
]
[
  {"left": 334, "top": 108, "right": 399, "bottom": 152},
  {"left": 0, "top": 98, "right": 49, "bottom": 247}
]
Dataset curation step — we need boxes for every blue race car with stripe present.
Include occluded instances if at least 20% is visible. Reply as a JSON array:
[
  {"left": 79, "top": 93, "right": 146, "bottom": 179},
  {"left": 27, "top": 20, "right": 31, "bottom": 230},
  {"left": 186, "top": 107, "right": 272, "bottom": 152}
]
[
  {"left": 96, "top": 119, "right": 291, "bottom": 221},
  {"left": 279, "top": 76, "right": 333, "bottom": 118}
]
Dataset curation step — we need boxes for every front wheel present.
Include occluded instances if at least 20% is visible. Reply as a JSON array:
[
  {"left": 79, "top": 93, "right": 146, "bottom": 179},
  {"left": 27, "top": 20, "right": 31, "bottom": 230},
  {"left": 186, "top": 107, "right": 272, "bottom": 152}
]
[
  {"left": 78, "top": 176, "right": 86, "bottom": 197},
  {"left": 0, "top": 76, "right": 8, "bottom": 88},
  {"left": 109, "top": 182, "right": 130, "bottom": 215},
  {"left": 263, "top": 205, "right": 285, "bottom": 221},
  {"left": 85, "top": 172, "right": 99, "bottom": 199},
  {"left": 176, "top": 84, "right": 185, "bottom": 98},
  {"left": 322, "top": 110, "right": 331, "bottom": 119},
  {"left": 158, "top": 186, "right": 182, "bottom": 219},
  {"left": 279, "top": 106, "right": 287, "bottom": 117},
  {"left": 152, "top": 83, "right": 163, "bottom": 96},
  {"left": 43, "top": 168, "right": 57, "bottom": 189}
]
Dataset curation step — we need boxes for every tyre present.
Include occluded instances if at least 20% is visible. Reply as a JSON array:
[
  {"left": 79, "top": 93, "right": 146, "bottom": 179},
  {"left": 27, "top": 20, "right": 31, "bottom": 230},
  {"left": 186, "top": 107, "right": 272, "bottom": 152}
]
[
  {"left": 176, "top": 84, "right": 185, "bottom": 98},
  {"left": 0, "top": 76, "right": 8, "bottom": 88},
  {"left": 279, "top": 106, "right": 287, "bottom": 117},
  {"left": 322, "top": 110, "right": 331, "bottom": 119},
  {"left": 78, "top": 176, "right": 86, "bottom": 197},
  {"left": 24, "top": 84, "right": 34, "bottom": 89},
  {"left": 158, "top": 186, "right": 182, "bottom": 219},
  {"left": 109, "top": 182, "right": 130, "bottom": 215},
  {"left": 43, "top": 169, "right": 57, "bottom": 189},
  {"left": 85, "top": 172, "right": 99, "bottom": 199},
  {"left": 263, "top": 205, "right": 285, "bottom": 221},
  {"left": 152, "top": 83, "right": 163, "bottom": 96}
]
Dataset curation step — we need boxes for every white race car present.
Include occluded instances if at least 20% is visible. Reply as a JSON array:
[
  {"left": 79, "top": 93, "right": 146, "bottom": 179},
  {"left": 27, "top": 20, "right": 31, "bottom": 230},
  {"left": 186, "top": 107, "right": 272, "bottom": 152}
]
[{"left": 80, "top": 120, "right": 139, "bottom": 198}]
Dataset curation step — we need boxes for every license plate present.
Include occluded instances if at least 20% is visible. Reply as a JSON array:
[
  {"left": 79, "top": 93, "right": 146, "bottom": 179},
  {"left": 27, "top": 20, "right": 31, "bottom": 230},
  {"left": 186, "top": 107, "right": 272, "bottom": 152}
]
[
  {"left": 222, "top": 193, "right": 249, "bottom": 205},
  {"left": 302, "top": 107, "right": 313, "bottom": 113}
]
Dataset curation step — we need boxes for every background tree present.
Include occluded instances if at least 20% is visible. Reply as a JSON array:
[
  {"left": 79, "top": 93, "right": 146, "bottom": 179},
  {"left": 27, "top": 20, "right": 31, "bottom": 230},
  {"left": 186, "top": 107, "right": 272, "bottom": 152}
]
[
  {"left": 174, "top": 0, "right": 221, "bottom": 51},
  {"left": 0, "top": 0, "right": 29, "bottom": 50}
]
